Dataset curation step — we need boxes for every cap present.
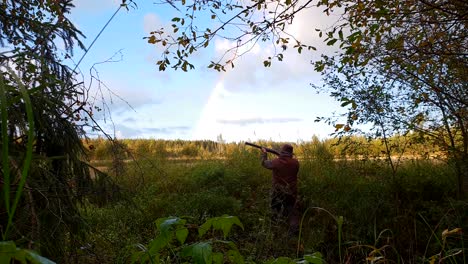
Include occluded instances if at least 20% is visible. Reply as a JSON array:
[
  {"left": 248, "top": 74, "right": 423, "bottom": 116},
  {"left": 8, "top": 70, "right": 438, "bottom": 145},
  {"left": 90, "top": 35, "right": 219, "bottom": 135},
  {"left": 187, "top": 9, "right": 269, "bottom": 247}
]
[{"left": 280, "top": 144, "right": 293, "bottom": 156}]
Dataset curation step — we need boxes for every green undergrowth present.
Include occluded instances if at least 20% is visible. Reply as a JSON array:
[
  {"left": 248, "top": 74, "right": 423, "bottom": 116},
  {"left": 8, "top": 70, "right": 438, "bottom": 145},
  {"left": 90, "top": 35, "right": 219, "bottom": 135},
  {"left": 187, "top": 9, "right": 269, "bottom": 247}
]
[{"left": 77, "top": 146, "right": 467, "bottom": 263}]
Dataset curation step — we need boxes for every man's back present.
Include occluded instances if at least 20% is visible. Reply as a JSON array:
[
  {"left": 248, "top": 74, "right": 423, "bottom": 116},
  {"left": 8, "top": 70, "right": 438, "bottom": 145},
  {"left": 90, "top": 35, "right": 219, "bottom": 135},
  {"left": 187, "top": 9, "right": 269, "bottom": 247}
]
[
  {"left": 261, "top": 144, "right": 300, "bottom": 196},
  {"left": 270, "top": 155, "right": 299, "bottom": 196}
]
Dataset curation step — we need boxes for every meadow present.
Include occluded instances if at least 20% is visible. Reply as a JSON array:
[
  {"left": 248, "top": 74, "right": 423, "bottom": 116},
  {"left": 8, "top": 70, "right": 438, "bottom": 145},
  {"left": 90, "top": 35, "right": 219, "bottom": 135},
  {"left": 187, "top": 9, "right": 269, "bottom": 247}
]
[{"left": 74, "top": 137, "right": 467, "bottom": 263}]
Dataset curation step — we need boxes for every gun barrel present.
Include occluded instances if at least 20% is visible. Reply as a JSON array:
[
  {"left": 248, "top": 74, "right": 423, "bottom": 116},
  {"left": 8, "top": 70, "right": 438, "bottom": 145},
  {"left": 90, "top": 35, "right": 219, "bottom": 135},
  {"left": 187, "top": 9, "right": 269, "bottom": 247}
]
[
  {"left": 245, "top": 142, "right": 280, "bottom": 156},
  {"left": 245, "top": 142, "right": 261, "bottom": 149}
]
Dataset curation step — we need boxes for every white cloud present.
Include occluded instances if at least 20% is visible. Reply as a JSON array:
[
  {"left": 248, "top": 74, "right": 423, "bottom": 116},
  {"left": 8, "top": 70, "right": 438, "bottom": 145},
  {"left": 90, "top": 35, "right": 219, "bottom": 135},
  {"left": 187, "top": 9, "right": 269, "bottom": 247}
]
[
  {"left": 217, "top": 117, "right": 302, "bottom": 126},
  {"left": 209, "top": 2, "right": 340, "bottom": 92}
]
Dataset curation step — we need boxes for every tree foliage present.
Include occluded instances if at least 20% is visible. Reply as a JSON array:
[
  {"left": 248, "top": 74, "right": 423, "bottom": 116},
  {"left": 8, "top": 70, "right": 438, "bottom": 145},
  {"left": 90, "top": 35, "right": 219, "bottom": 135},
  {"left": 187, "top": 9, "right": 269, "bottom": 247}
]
[
  {"left": 0, "top": 0, "right": 108, "bottom": 260},
  {"left": 146, "top": 0, "right": 320, "bottom": 71},
  {"left": 312, "top": 0, "right": 468, "bottom": 196}
]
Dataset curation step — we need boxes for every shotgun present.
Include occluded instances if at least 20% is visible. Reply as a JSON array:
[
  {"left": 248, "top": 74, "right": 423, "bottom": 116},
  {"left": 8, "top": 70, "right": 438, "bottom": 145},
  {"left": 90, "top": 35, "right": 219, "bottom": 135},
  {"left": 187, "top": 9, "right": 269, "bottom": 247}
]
[{"left": 245, "top": 142, "right": 280, "bottom": 156}]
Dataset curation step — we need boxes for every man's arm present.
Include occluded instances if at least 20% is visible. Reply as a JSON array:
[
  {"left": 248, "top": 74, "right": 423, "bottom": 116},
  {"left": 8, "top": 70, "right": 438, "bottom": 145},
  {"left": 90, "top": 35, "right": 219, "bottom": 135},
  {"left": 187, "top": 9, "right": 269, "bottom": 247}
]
[{"left": 261, "top": 147, "right": 274, "bottom": 169}]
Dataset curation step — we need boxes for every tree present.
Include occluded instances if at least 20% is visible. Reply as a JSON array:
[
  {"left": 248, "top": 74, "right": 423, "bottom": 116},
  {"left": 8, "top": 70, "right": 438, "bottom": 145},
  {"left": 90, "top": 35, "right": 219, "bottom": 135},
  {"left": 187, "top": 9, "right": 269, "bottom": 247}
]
[
  {"left": 312, "top": 0, "right": 468, "bottom": 197},
  {"left": 146, "top": 0, "right": 468, "bottom": 196},
  {"left": 0, "top": 0, "right": 111, "bottom": 260}
]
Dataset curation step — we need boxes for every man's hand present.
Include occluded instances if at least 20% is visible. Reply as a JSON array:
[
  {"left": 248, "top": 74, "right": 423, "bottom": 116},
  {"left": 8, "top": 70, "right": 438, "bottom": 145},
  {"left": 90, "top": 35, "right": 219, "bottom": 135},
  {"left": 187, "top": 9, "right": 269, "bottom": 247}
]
[{"left": 261, "top": 147, "right": 267, "bottom": 154}]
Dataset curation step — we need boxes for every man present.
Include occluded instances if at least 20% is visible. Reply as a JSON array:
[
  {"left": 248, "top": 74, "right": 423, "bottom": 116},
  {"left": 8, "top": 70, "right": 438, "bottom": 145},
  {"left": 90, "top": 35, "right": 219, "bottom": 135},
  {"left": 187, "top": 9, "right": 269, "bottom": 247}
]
[{"left": 261, "top": 144, "right": 300, "bottom": 236}]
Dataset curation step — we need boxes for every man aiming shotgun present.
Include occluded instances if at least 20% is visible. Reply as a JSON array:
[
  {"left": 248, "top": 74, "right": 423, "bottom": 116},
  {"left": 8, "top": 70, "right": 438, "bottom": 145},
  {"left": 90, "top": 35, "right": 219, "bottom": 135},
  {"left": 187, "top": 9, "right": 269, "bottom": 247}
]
[{"left": 245, "top": 142, "right": 300, "bottom": 236}]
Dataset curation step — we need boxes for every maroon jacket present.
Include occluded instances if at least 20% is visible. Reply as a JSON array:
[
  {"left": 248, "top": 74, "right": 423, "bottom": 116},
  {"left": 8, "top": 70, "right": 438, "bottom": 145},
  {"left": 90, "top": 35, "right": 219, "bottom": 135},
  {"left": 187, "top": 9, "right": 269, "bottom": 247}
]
[{"left": 261, "top": 152, "right": 299, "bottom": 196}]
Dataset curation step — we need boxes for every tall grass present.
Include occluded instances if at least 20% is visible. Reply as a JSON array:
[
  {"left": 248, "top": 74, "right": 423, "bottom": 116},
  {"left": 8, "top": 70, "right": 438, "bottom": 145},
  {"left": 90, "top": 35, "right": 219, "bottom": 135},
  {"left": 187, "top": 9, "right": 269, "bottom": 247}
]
[
  {"left": 1, "top": 69, "right": 35, "bottom": 239},
  {"left": 75, "top": 139, "right": 467, "bottom": 263}
]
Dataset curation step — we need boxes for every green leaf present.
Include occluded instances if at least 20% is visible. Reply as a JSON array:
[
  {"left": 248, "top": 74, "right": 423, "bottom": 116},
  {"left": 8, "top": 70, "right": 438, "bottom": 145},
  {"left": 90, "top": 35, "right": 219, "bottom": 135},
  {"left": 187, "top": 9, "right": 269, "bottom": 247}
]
[
  {"left": 314, "top": 62, "right": 325, "bottom": 72},
  {"left": 0, "top": 241, "right": 16, "bottom": 254},
  {"left": 212, "top": 216, "right": 244, "bottom": 239},
  {"left": 180, "top": 244, "right": 194, "bottom": 257},
  {"left": 304, "top": 252, "right": 324, "bottom": 264},
  {"left": 148, "top": 234, "right": 170, "bottom": 254},
  {"left": 0, "top": 241, "right": 15, "bottom": 264},
  {"left": 192, "top": 242, "right": 212, "bottom": 264},
  {"left": 156, "top": 217, "right": 186, "bottom": 235},
  {"left": 227, "top": 249, "right": 244, "bottom": 264},
  {"left": 0, "top": 242, "right": 55, "bottom": 264},
  {"left": 0, "top": 255, "right": 11, "bottom": 263},
  {"left": 326, "top": 39, "right": 337, "bottom": 46},
  {"left": 198, "top": 218, "right": 213, "bottom": 237},
  {"left": 176, "top": 228, "right": 189, "bottom": 244},
  {"left": 25, "top": 250, "right": 56, "bottom": 264},
  {"left": 152, "top": 217, "right": 188, "bottom": 253}
]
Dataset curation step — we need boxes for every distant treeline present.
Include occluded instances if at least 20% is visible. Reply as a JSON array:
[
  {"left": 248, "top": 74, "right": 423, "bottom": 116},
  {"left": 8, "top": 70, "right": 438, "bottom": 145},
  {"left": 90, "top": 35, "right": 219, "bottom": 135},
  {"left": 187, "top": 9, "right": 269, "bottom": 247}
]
[{"left": 84, "top": 134, "right": 442, "bottom": 161}]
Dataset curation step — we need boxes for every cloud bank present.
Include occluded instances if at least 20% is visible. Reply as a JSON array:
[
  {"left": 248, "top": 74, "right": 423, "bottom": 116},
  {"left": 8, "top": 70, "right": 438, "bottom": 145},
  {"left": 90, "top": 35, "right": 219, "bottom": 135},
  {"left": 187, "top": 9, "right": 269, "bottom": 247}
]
[{"left": 217, "top": 117, "right": 302, "bottom": 126}]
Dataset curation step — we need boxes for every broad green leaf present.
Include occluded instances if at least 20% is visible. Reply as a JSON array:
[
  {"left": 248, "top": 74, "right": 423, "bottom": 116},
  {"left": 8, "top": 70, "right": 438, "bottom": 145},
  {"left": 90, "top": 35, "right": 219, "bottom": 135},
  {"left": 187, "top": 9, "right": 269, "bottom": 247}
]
[
  {"left": 176, "top": 227, "right": 189, "bottom": 244},
  {"left": 13, "top": 249, "right": 26, "bottom": 263},
  {"left": 156, "top": 217, "right": 186, "bottom": 235},
  {"left": 180, "top": 244, "right": 194, "bottom": 257},
  {"left": 211, "top": 216, "right": 244, "bottom": 239},
  {"left": 0, "top": 255, "right": 12, "bottom": 263},
  {"left": 0, "top": 241, "right": 16, "bottom": 253},
  {"left": 25, "top": 250, "right": 56, "bottom": 264},
  {"left": 304, "top": 252, "right": 324, "bottom": 264},
  {"left": 149, "top": 229, "right": 172, "bottom": 254},
  {"left": 0, "top": 241, "right": 15, "bottom": 263},
  {"left": 199, "top": 218, "right": 213, "bottom": 237},
  {"left": 192, "top": 242, "right": 212, "bottom": 264}
]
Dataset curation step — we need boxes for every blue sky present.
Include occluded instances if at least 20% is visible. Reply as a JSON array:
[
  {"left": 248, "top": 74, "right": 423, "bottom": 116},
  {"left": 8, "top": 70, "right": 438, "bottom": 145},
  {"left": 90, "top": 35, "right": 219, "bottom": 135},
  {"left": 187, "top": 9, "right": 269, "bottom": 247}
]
[{"left": 69, "top": 0, "right": 343, "bottom": 142}]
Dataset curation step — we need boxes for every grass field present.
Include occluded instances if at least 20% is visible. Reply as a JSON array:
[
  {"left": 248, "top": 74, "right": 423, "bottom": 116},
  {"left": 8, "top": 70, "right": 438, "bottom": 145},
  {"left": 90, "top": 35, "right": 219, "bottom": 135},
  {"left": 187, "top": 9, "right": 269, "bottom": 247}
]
[{"left": 73, "top": 140, "right": 468, "bottom": 263}]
